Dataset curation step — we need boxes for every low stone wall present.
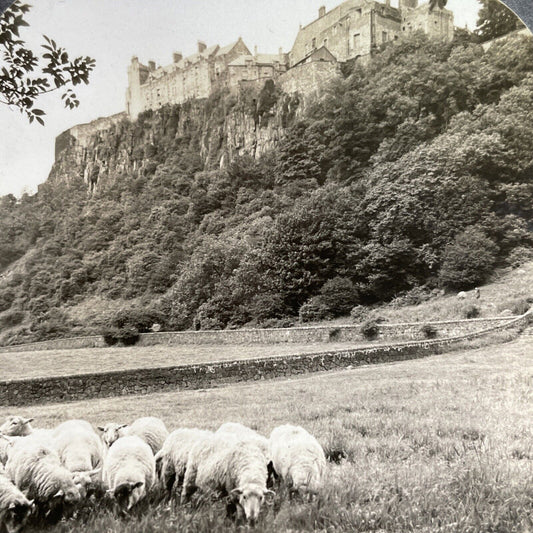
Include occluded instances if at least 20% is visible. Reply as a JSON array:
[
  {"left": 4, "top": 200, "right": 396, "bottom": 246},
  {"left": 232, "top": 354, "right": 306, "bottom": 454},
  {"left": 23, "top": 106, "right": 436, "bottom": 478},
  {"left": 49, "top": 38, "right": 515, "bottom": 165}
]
[
  {"left": 279, "top": 61, "right": 340, "bottom": 98},
  {"left": 0, "top": 317, "right": 518, "bottom": 353},
  {"left": 1, "top": 311, "right": 529, "bottom": 406}
]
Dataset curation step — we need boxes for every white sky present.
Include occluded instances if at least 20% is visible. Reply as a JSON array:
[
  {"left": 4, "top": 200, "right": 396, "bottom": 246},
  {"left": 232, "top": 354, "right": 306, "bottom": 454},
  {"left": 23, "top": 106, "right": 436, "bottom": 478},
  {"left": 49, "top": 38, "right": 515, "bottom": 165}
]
[{"left": 0, "top": 0, "right": 484, "bottom": 197}]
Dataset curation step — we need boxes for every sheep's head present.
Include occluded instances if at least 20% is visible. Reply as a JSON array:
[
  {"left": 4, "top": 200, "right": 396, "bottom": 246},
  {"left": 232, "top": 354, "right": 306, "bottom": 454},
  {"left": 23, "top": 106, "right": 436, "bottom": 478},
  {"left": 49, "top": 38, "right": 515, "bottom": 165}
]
[
  {"left": 53, "top": 485, "right": 82, "bottom": 506},
  {"left": 108, "top": 481, "right": 144, "bottom": 511},
  {"left": 97, "top": 423, "right": 127, "bottom": 447},
  {"left": 2, "top": 498, "right": 34, "bottom": 533},
  {"left": 0, "top": 416, "right": 34, "bottom": 437},
  {"left": 231, "top": 485, "right": 274, "bottom": 526},
  {"left": 72, "top": 468, "right": 102, "bottom": 499}
]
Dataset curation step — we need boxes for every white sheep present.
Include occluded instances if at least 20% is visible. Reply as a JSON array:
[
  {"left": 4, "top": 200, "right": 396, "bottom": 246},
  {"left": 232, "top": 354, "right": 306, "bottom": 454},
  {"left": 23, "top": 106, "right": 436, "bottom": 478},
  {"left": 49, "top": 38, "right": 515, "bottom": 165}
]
[
  {"left": 216, "top": 422, "right": 270, "bottom": 460},
  {"left": 457, "top": 291, "right": 467, "bottom": 299},
  {"left": 5, "top": 434, "right": 81, "bottom": 523},
  {"left": 182, "top": 433, "right": 273, "bottom": 526},
  {"left": 0, "top": 434, "right": 21, "bottom": 467},
  {"left": 102, "top": 435, "right": 155, "bottom": 511},
  {"left": 0, "top": 469, "right": 34, "bottom": 533},
  {"left": 98, "top": 416, "right": 168, "bottom": 454},
  {"left": 269, "top": 424, "right": 326, "bottom": 496},
  {"left": 154, "top": 428, "right": 212, "bottom": 497},
  {"left": 52, "top": 420, "right": 104, "bottom": 498},
  {"left": 0, "top": 416, "right": 34, "bottom": 437}
]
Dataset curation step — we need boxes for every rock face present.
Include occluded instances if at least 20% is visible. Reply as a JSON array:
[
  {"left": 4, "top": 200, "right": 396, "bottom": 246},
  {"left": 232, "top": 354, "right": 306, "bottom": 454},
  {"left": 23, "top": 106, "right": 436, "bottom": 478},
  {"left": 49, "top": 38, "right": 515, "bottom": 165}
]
[{"left": 50, "top": 85, "right": 302, "bottom": 192}]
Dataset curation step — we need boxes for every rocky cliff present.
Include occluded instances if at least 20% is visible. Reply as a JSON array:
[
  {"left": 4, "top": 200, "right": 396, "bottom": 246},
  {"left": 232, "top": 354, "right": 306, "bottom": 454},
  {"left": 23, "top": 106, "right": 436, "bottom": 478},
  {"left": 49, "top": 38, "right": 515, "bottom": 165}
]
[{"left": 50, "top": 83, "right": 302, "bottom": 192}]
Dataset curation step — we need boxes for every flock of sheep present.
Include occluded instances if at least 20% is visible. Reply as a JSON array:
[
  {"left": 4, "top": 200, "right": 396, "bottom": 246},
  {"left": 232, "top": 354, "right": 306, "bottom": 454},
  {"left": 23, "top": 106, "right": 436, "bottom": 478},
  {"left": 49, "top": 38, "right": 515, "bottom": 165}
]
[{"left": 0, "top": 414, "right": 326, "bottom": 531}]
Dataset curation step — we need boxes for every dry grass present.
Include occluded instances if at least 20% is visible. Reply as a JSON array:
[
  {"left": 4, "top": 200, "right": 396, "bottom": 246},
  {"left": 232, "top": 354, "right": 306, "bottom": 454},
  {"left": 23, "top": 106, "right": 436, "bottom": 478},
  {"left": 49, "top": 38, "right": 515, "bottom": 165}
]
[
  {"left": 3, "top": 338, "right": 532, "bottom": 532},
  {"left": 0, "top": 341, "right": 367, "bottom": 381}
]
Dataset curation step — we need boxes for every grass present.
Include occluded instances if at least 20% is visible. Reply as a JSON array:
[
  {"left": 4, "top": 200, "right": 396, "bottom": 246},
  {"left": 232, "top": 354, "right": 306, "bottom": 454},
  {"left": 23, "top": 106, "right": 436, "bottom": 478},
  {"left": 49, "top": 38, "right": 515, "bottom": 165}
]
[
  {"left": 0, "top": 342, "right": 366, "bottom": 381},
  {"left": 2, "top": 338, "right": 532, "bottom": 532}
]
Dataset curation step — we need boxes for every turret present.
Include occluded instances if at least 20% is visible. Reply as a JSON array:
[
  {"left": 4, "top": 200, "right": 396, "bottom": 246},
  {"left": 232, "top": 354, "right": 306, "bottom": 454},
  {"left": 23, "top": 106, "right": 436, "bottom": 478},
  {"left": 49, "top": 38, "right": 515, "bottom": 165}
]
[{"left": 399, "top": 0, "right": 418, "bottom": 9}]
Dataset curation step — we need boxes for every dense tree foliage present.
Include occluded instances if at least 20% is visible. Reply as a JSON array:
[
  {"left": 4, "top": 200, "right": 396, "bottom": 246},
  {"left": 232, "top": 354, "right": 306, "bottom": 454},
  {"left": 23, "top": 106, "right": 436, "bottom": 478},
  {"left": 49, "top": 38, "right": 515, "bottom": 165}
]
[
  {"left": 476, "top": 0, "right": 524, "bottom": 42},
  {"left": 0, "top": 33, "right": 532, "bottom": 342}
]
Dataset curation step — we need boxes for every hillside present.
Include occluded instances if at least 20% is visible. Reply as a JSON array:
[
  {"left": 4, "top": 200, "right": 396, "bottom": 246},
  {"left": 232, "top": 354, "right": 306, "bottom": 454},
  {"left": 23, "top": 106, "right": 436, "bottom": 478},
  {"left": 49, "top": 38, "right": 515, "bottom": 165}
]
[{"left": 0, "top": 32, "right": 532, "bottom": 345}]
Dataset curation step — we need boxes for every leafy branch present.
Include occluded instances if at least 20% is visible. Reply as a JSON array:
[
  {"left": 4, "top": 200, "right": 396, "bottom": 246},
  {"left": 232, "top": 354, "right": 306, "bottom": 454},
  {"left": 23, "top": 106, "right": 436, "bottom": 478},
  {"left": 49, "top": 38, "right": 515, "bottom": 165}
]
[{"left": 0, "top": 1, "right": 95, "bottom": 124}]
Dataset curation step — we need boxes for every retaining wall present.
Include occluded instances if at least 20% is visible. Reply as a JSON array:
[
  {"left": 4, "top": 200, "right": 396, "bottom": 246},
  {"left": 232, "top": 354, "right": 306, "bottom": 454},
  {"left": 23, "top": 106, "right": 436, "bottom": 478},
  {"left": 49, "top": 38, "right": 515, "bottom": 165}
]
[
  {"left": 1, "top": 312, "right": 529, "bottom": 407},
  {"left": 0, "top": 317, "right": 519, "bottom": 353}
]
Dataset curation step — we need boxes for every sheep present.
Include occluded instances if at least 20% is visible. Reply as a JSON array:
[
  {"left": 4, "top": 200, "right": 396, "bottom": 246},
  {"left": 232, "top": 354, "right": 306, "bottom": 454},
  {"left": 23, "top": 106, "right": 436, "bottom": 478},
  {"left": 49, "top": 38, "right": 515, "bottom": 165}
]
[
  {"left": 154, "top": 428, "right": 212, "bottom": 498},
  {"left": 216, "top": 422, "right": 270, "bottom": 460},
  {"left": 98, "top": 416, "right": 168, "bottom": 454},
  {"left": 0, "top": 434, "right": 21, "bottom": 467},
  {"left": 5, "top": 434, "right": 81, "bottom": 524},
  {"left": 51, "top": 420, "right": 104, "bottom": 498},
  {"left": 0, "top": 417, "right": 34, "bottom": 437},
  {"left": 269, "top": 424, "right": 326, "bottom": 496},
  {"left": 182, "top": 433, "right": 273, "bottom": 526},
  {"left": 457, "top": 291, "right": 467, "bottom": 299},
  {"left": 0, "top": 470, "right": 33, "bottom": 533},
  {"left": 102, "top": 435, "right": 155, "bottom": 511}
]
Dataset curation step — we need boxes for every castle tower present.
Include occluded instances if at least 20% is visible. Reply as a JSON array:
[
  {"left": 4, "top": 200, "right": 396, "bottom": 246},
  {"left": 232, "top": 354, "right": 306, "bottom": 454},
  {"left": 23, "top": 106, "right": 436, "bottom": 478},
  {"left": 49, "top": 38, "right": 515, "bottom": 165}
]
[
  {"left": 126, "top": 56, "right": 149, "bottom": 120},
  {"left": 401, "top": 1, "right": 454, "bottom": 41}
]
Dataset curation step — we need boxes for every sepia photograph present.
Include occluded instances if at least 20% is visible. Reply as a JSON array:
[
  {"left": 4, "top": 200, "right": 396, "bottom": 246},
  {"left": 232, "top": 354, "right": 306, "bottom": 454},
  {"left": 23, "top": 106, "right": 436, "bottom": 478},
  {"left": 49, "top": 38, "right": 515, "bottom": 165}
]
[{"left": 0, "top": 0, "right": 532, "bottom": 531}]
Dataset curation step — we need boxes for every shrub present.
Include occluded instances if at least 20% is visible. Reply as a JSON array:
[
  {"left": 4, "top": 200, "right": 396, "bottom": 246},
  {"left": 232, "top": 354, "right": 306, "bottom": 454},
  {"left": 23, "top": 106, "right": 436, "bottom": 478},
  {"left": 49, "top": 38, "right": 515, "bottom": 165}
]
[
  {"left": 421, "top": 324, "right": 437, "bottom": 339},
  {"left": 390, "top": 286, "right": 431, "bottom": 307},
  {"left": 350, "top": 305, "right": 367, "bottom": 322},
  {"left": 0, "top": 288, "right": 15, "bottom": 313},
  {"left": 102, "top": 327, "right": 120, "bottom": 346},
  {"left": 361, "top": 319, "right": 380, "bottom": 340},
  {"left": 511, "top": 299, "right": 531, "bottom": 316},
  {"left": 259, "top": 317, "right": 294, "bottom": 329},
  {"left": 463, "top": 305, "right": 481, "bottom": 319},
  {"left": 299, "top": 297, "right": 332, "bottom": 323},
  {"left": 102, "top": 325, "right": 140, "bottom": 346},
  {"left": 0, "top": 310, "right": 25, "bottom": 329},
  {"left": 318, "top": 277, "right": 359, "bottom": 316},
  {"left": 506, "top": 246, "right": 533, "bottom": 268},
  {"left": 112, "top": 307, "right": 165, "bottom": 333},
  {"left": 438, "top": 227, "right": 498, "bottom": 290}
]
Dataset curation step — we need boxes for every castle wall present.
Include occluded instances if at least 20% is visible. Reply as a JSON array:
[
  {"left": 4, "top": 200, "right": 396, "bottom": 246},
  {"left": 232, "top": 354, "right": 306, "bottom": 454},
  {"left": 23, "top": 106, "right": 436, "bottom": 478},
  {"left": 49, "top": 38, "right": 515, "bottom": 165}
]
[
  {"left": 403, "top": 5, "right": 454, "bottom": 40},
  {"left": 279, "top": 61, "right": 340, "bottom": 97}
]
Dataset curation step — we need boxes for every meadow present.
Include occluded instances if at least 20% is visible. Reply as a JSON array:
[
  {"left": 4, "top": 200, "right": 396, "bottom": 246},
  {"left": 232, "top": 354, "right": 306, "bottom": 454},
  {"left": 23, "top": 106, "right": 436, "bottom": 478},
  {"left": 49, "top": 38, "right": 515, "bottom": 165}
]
[{"left": 1, "top": 336, "right": 531, "bottom": 532}]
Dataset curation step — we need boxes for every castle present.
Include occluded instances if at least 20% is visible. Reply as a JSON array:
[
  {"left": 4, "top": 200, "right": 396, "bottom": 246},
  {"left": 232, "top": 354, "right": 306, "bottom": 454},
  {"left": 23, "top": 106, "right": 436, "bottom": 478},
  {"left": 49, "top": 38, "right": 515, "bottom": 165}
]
[{"left": 125, "top": 0, "right": 454, "bottom": 119}]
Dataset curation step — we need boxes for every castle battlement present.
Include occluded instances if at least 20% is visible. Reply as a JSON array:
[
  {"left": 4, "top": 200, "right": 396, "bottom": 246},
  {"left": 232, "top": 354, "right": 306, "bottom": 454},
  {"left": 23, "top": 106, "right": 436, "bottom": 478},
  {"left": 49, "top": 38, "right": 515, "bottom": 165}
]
[{"left": 125, "top": 0, "right": 454, "bottom": 119}]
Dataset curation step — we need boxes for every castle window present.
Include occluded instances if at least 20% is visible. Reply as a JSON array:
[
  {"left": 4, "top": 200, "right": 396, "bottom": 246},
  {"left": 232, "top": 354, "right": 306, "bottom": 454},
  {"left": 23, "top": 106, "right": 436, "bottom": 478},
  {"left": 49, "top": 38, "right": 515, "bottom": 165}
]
[
  {"left": 355, "top": 8, "right": 362, "bottom": 17},
  {"left": 353, "top": 33, "right": 361, "bottom": 49},
  {"left": 323, "top": 38, "right": 328, "bottom": 47},
  {"left": 312, "top": 37, "right": 316, "bottom": 49},
  {"left": 382, "top": 31, "right": 388, "bottom": 43}
]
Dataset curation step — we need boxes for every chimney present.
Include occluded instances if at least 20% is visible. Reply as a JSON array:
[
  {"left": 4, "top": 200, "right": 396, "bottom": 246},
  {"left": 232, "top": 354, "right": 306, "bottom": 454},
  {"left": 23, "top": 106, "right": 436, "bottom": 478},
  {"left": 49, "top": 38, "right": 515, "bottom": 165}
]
[
  {"left": 198, "top": 40, "right": 207, "bottom": 53},
  {"left": 385, "top": 0, "right": 391, "bottom": 6},
  {"left": 173, "top": 51, "right": 183, "bottom": 63},
  {"left": 254, "top": 45, "right": 258, "bottom": 57},
  {"left": 278, "top": 46, "right": 284, "bottom": 61},
  {"left": 148, "top": 60, "right": 156, "bottom": 71},
  {"left": 318, "top": 6, "right": 326, "bottom": 18}
]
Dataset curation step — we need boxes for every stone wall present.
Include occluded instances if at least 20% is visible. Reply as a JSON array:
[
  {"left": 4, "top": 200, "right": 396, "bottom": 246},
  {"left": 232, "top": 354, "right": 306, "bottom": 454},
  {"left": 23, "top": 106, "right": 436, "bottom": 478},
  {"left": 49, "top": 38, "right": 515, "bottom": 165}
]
[
  {"left": 1, "top": 311, "right": 529, "bottom": 406},
  {"left": 0, "top": 316, "right": 520, "bottom": 353},
  {"left": 279, "top": 61, "right": 340, "bottom": 97}
]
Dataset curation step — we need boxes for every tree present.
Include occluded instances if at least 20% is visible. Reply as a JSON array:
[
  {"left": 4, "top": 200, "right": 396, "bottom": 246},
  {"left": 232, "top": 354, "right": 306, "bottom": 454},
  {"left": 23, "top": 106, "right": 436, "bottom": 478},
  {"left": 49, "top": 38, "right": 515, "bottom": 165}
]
[
  {"left": 476, "top": 0, "right": 524, "bottom": 43},
  {"left": 0, "top": 1, "right": 95, "bottom": 123}
]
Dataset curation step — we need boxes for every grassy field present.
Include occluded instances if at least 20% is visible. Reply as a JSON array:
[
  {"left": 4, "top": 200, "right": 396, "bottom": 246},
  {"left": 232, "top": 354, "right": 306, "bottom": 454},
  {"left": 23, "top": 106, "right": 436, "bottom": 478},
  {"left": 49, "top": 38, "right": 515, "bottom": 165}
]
[
  {"left": 0, "top": 342, "right": 368, "bottom": 381},
  {"left": 1, "top": 337, "right": 531, "bottom": 532}
]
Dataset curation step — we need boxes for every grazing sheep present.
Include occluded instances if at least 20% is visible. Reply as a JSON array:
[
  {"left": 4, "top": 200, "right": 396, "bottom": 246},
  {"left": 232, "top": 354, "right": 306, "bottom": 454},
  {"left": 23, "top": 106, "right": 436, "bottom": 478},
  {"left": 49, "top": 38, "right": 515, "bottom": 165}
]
[
  {"left": 5, "top": 434, "right": 81, "bottom": 523},
  {"left": 0, "top": 435, "right": 21, "bottom": 467},
  {"left": 269, "top": 424, "right": 326, "bottom": 496},
  {"left": 0, "top": 417, "right": 34, "bottom": 437},
  {"left": 102, "top": 436, "right": 155, "bottom": 511},
  {"left": 98, "top": 416, "right": 168, "bottom": 454},
  {"left": 182, "top": 433, "right": 273, "bottom": 526},
  {"left": 154, "top": 428, "right": 212, "bottom": 498},
  {"left": 52, "top": 420, "right": 104, "bottom": 498},
  {"left": 216, "top": 422, "right": 270, "bottom": 459},
  {"left": 0, "top": 470, "right": 33, "bottom": 533},
  {"left": 457, "top": 291, "right": 467, "bottom": 300}
]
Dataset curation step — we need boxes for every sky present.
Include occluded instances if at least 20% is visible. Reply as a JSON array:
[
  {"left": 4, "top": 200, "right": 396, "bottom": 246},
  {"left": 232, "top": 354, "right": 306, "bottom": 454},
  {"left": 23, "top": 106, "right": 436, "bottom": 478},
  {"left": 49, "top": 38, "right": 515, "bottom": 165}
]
[{"left": 0, "top": 0, "right": 487, "bottom": 197}]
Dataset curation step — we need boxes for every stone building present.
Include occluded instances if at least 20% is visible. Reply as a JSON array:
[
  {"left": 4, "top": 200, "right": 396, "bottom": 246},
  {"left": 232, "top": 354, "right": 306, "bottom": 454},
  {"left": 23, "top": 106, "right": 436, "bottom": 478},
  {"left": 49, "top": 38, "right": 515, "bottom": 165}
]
[
  {"left": 126, "top": 38, "right": 251, "bottom": 119},
  {"left": 288, "top": 0, "right": 454, "bottom": 66},
  {"left": 227, "top": 49, "right": 289, "bottom": 87}
]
